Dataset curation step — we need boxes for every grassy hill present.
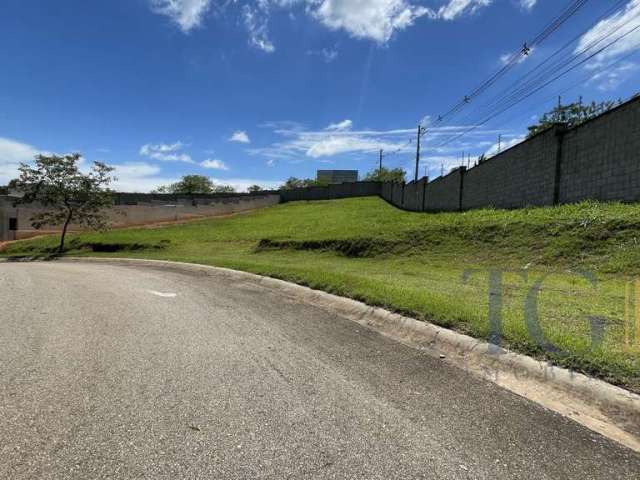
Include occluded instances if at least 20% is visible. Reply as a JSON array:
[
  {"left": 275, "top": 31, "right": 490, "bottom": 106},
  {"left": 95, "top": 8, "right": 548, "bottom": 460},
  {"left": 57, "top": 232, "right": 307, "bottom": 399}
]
[{"left": 3, "top": 197, "right": 640, "bottom": 392}]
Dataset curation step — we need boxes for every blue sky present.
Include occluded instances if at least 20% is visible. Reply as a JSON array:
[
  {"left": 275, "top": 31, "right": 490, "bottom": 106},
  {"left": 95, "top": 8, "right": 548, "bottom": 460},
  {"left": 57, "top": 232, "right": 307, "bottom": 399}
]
[{"left": 1, "top": 0, "right": 639, "bottom": 191}]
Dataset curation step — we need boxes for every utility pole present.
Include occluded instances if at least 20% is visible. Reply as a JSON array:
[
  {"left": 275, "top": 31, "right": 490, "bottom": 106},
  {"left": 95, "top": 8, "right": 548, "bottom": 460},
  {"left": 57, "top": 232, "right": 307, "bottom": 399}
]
[
  {"left": 379, "top": 149, "right": 383, "bottom": 171},
  {"left": 498, "top": 134, "right": 502, "bottom": 153},
  {"left": 414, "top": 125, "right": 426, "bottom": 182}
]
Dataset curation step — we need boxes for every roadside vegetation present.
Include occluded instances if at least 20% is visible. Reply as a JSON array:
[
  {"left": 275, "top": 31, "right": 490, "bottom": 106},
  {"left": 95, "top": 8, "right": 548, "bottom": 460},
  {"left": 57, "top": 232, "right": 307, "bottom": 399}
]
[
  {"left": 3, "top": 197, "right": 640, "bottom": 392},
  {"left": 153, "top": 174, "right": 236, "bottom": 194}
]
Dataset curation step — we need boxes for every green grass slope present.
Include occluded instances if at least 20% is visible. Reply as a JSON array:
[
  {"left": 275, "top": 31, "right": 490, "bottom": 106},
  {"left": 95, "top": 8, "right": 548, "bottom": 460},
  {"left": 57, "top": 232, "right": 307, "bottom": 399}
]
[{"left": 4, "top": 197, "right": 640, "bottom": 392}]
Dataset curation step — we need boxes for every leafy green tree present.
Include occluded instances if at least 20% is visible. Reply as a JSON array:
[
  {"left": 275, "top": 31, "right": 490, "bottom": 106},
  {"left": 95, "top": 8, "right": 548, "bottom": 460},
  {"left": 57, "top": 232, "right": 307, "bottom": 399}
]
[
  {"left": 527, "top": 98, "right": 621, "bottom": 138},
  {"left": 154, "top": 175, "right": 236, "bottom": 194},
  {"left": 14, "top": 153, "right": 115, "bottom": 254},
  {"left": 363, "top": 167, "right": 406, "bottom": 183},
  {"left": 247, "top": 185, "right": 263, "bottom": 193},
  {"left": 154, "top": 175, "right": 215, "bottom": 194},
  {"left": 279, "top": 177, "right": 328, "bottom": 190}
]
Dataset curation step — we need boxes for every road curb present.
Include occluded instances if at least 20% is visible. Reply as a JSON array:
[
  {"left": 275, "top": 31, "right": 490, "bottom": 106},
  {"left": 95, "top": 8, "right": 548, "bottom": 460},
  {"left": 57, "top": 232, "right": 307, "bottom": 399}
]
[{"left": 25, "top": 257, "right": 640, "bottom": 452}]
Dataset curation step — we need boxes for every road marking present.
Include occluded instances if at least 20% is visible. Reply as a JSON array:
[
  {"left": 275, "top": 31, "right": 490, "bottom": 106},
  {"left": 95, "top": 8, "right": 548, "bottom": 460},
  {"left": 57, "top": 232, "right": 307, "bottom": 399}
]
[{"left": 148, "top": 290, "right": 177, "bottom": 298}]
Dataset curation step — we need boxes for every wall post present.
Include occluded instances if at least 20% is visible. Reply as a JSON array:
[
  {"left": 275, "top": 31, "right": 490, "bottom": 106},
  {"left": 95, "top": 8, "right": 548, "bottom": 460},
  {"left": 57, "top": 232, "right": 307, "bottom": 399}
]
[
  {"left": 459, "top": 166, "right": 466, "bottom": 212},
  {"left": 422, "top": 178, "right": 428, "bottom": 212},
  {"left": 553, "top": 124, "right": 567, "bottom": 205}
]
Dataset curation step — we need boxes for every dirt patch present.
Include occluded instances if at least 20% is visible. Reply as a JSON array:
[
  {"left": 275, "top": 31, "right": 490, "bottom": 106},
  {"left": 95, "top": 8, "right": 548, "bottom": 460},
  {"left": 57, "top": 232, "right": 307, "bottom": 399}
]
[
  {"left": 79, "top": 240, "right": 171, "bottom": 253},
  {"left": 256, "top": 238, "right": 401, "bottom": 257}
]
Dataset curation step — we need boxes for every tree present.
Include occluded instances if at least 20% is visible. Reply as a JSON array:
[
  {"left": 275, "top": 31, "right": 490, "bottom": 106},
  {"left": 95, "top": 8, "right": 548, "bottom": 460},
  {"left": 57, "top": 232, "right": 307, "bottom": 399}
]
[
  {"left": 280, "top": 177, "right": 304, "bottom": 190},
  {"left": 363, "top": 167, "right": 406, "bottom": 183},
  {"left": 0, "top": 179, "right": 18, "bottom": 195},
  {"left": 154, "top": 175, "right": 215, "bottom": 194},
  {"left": 247, "top": 185, "right": 263, "bottom": 193},
  {"left": 527, "top": 98, "right": 622, "bottom": 138},
  {"left": 213, "top": 184, "right": 235, "bottom": 193},
  {"left": 14, "top": 153, "right": 115, "bottom": 254},
  {"left": 279, "top": 177, "right": 328, "bottom": 190},
  {"left": 153, "top": 175, "right": 236, "bottom": 194}
]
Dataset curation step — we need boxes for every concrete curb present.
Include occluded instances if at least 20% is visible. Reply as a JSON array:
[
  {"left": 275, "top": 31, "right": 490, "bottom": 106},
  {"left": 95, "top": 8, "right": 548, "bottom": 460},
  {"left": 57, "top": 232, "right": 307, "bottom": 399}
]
[{"left": 12, "top": 256, "right": 640, "bottom": 452}]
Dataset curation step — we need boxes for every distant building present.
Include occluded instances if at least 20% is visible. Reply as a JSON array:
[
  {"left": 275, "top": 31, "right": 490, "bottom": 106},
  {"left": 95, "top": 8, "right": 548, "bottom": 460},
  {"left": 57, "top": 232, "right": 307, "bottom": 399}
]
[{"left": 316, "top": 170, "right": 358, "bottom": 184}]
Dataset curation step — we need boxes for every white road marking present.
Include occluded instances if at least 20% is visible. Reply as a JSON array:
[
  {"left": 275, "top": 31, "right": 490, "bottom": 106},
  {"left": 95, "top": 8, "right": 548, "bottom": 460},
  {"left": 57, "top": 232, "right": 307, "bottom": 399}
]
[{"left": 148, "top": 290, "right": 177, "bottom": 298}]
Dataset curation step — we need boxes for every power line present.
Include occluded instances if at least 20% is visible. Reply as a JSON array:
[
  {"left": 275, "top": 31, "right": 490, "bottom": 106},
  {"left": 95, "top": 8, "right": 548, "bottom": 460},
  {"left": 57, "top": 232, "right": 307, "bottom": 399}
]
[
  {"left": 433, "top": 0, "right": 590, "bottom": 125},
  {"left": 433, "top": 23, "right": 640, "bottom": 149},
  {"left": 451, "top": 0, "right": 629, "bottom": 129},
  {"left": 480, "top": 5, "right": 640, "bottom": 120}
]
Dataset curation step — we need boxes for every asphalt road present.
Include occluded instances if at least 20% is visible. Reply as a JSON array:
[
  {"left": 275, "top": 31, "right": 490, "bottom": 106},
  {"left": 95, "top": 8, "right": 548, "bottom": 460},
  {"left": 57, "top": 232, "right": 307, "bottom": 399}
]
[{"left": 1, "top": 261, "right": 639, "bottom": 479}]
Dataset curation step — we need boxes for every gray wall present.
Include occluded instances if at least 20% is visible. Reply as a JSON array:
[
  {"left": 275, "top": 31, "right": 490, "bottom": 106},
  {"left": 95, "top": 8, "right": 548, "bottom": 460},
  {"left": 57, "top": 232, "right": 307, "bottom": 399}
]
[
  {"left": 0, "top": 197, "right": 17, "bottom": 242},
  {"left": 426, "top": 168, "right": 465, "bottom": 212},
  {"left": 559, "top": 98, "right": 640, "bottom": 203},
  {"left": 2, "top": 96, "right": 639, "bottom": 240},
  {"left": 280, "top": 181, "right": 381, "bottom": 202},
  {"left": 0, "top": 193, "right": 280, "bottom": 241},
  {"left": 391, "top": 183, "right": 404, "bottom": 207},
  {"left": 403, "top": 179, "right": 427, "bottom": 212},
  {"left": 461, "top": 127, "right": 559, "bottom": 210},
  {"left": 278, "top": 96, "right": 640, "bottom": 213}
]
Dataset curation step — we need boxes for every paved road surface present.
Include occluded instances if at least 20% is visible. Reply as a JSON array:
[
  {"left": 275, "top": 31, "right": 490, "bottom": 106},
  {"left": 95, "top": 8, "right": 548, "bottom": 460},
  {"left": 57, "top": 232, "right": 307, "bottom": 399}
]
[{"left": 1, "top": 261, "right": 638, "bottom": 479}]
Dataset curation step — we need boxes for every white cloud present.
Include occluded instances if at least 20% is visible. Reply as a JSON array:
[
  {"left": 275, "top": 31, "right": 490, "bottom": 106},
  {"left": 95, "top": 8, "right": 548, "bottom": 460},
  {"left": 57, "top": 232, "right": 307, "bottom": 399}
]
[
  {"left": 149, "top": 0, "right": 212, "bottom": 32},
  {"left": 210, "top": 177, "right": 282, "bottom": 192},
  {"left": 249, "top": 124, "right": 414, "bottom": 159},
  {"left": 149, "top": 0, "right": 498, "bottom": 46},
  {"left": 114, "top": 162, "right": 162, "bottom": 178},
  {"left": 0, "top": 136, "right": 39, "bottom": 165},
  {"left": 139, "top": 142, "right": 194, "bottom": 163},
  {"left": 311, "top": 0, "right": 434, "bottom": 43},
  {"left": 229, "top": 130, "right": 251, "bottom": 143},
  {"left": 0, "top": 137, "right": 40, "bottom": 184},
  {"left": 307, "top": 47, "right": 339, "bottom": 63},
  {"left": 576, "top": 0, "right": 640, "bottom": 68},
  {"left": 520, "top": 0, "right": 537, "bottom": 11},
  {"left": 200, "top": 158, "right": 230, "bottom": 170},
  {"left": 418, "top": 155, "right": 467, "bottom": 178},
  {"left": 587, "top": 61, "right": 638, "bottom": 91},
  {"left": 499, "top": 46, "right": 533, "bottom": 66},
  {"left": 111, "top": 162, "right": 181, "bottom": 192},
  {"left": 437, "top": 0, "right": 492, "bottom": 21},
  {"left": 243, "top": 4, "right": 276, "bottom": 53},
  {"left": 325, "top": 119, "right": 353, "bottom": 131},
  {"left": 485, "top": 135, "right": 525, "bottom": 157},
  {"left": 306, "top": 136, "right": 388, "bottom": 157},
  {"left": 250, "top": 121, "right": 509, "bottom": 162}
]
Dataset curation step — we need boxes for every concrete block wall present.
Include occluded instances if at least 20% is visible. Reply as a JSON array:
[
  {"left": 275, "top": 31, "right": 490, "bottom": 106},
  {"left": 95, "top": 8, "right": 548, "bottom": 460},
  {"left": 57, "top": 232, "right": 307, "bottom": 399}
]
[
  {"left": 403, "top": 179, "right": 427, "bottom": 211},
  {"left": 2, "top": 97, "right": 639, "bottom": 240},
  {"left": 559, "top": 97, "right": 640, "bottom": 203},
  {"left": 279, "top": 182, "right": 381, "bottom": 202},
  {"left": 381, "top": 182, "right": 394, "bottom": 203},
  {"left": 112, "top": 192, "right": 277, "bottom": 206},
  {"left": 0, "top": 193, "right": 280, "bottom": 241},
  {"left": 285, "top": 98, "right": 640, "bottom": 213},
  {"left": 391, "top": 183, "right": 404, "bottom": 207},
  {"left": 425, "top": 168, "right": 465, "bottom": 212},
  {"left": 461, "top": 127, "right": 559, "bottom": 210},
  {"left": 0, "top": 197, "right": 17, "bottom": 242}
]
